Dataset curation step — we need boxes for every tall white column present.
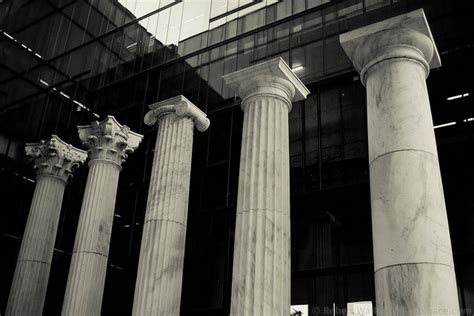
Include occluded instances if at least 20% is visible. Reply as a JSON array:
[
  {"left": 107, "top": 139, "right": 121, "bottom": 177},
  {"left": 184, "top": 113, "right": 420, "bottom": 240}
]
[
  {"left": 223, "top": 58, "right": 309, "bottom": 315},
  {"left": 340, "top": 9, "right": 460, "bottom": 315},
  {"left": 62, "top": 116, "right": 142, "bottom": 315},
  {"left": 132, "top": 95, "right": 209, "bottom": 315},
  {"left": 6, "top": 135, "right": 86, "bottom": 316}
]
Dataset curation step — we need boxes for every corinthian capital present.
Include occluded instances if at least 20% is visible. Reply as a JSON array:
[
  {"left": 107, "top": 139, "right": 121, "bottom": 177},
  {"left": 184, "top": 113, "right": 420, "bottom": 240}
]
[
  {"left": 25, "top": 135, "right": 87, "bottom": 182},
  {"left": 78, "top": 116, "right": 143, "bottom": 166},
  {"left": 144, "top": 95, "right": 210, "bottom": 132}
]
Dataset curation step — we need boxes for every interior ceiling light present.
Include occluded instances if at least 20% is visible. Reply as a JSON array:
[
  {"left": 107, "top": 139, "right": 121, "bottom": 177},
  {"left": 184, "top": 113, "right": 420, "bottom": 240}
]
[
  {"left": 38, "top": 79, "right": 99, "bottom": 118},
  {"left": 292, "top": 65, "right": 304, "bottom": 72},
  {"left": 1, "top": 30, "right": 43, "bottom": 59},
  {"left": 434, "top": 122, "right": 456, "bottom": 129},
  {"left": 447, "top": 93, "right": 469, "bottom": 101}
]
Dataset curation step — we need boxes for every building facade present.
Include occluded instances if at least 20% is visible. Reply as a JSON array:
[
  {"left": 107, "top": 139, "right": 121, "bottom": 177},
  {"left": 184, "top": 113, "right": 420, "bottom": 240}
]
[{"left": 1, "top": 0, "right": 473, "bottom": 315}]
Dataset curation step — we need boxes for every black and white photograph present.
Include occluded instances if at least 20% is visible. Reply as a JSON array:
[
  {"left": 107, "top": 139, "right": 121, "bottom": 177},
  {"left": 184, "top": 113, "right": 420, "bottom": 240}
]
[{"left": 0, "top": 0, "right": 472, "bottom": 315}]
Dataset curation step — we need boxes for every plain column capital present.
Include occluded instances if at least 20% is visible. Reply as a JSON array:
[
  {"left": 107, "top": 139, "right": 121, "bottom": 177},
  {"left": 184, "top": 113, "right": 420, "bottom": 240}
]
[
  {"left": 339, "top": 9, "right": 441, "bottom": 85},
  {"left": 222, "top": 57, "right": 309, "bottom": 112}
]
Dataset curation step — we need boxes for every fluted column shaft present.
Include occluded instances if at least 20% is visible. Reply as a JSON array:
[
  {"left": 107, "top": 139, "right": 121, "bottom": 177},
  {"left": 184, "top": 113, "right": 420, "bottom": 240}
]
[
  {"left": 6, "top": 136, "right": 86, "bottom": 316},
  {"left": 133, "top": 115, "right": 193, "bottom": 315},
  {"left": 61, "top": 160, "right": 120, "bottom": 315},
  {"left": 7, "top": 176, "right": 66, "bottom": 315},
  {"left": 223, "top": 58, "right": 309, "bottom": 316},
  {"left": 340, "top": 10, "right": 459, "bottom": 315},
  {"left": 62, "top": 116, "right": 142, "bottom": 315},
  {"left": 133, "top": 95, "right": 209, "bottom": 315},
  {"left": 233, "top": 94, "right": 291, "bottom": 315}
]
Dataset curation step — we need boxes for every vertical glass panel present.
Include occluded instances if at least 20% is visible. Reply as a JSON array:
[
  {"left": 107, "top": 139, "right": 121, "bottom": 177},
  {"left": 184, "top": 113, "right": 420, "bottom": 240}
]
[
  {"left": 324, "top": 36, "right": 351, "bottom": 75},
  {"left": 208, "top": 59, "right": 225, "bottom": 102},
  {"left": 337, "top": 0, "right": 365, "bottom": 31},
  {"left": 222, "top": 42, "right": 238, "bottom": 99},
  {"left": 266, "top": 3, "right": 277, "bottom": 24},
  {"left": 211, "top": 0, "right": 228, "bottom": 18},
  {"left": 290, "top": 46, "right": 305, "bottom": 80},
  {"left": 237, "top": 34, "right": 254, "bottom": 69},
  {"left": 254, "top": 30, "right": 268, "bottom": 61},
  {"left": 267, "top": 22, "right": 289, "bottom": 56},
  {"left": 305, "top": 96, "right": 319, "bottom": 157},
  {"left": 290, "top": 101, "right": 303, "bottom": 191},
  {"left": 226, "top": 20, "right": 238, "bottom": 39},
  {"left": 292, "top": 0, "right": 306, "bottom": 14},
  {"left": 305, "top": 40, "right": 324, "bottom": 83},
  {"left": 322, "top": 5, "right": 340, "bottom": 36},
  {"left": 365, "top": 0, "right": 391, "bottom": 11},
  {"left": 320, "top": 88, "right": 342, "bottom": 160},
  {"left": 208, "top": 111, "right": 232, "bottom": 163},
  {"left": 307, "top": 0, "right": 330, "bottom": 9},
  {"left": 238, "top": 9, "right": 265, "bottom": 34},
  {"left": 210, "top": 25, "right": 225, "bottom": 46},
  {"left": 290, "top": 101, "right": 303, "bottom": 142},
  {"left": 180, "top": 1, "right": 210, "bottom": 41},
  {"left": 276, "top": 0, "right": 292, "bottom": 20},
  {"left": 291, "top": 10, "right": 324, "bottom": 46}
]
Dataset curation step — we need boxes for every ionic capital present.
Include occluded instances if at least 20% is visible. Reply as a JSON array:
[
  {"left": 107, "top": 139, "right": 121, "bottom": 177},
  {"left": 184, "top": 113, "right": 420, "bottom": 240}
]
[
  {"left": 144, "top": 95, "right": 210, "bottom": 132},
  {"left": 223, "top": 57, "right": 309, "bottom": 112},
  {"left": 78, "top": 116, "right": 143, "bottom": 167},
  {"left": 339, "top": 9, "right": 441, "bottom": 85},
  {"left": 25, "top": 135, "right": 87, "bottom": 182}
]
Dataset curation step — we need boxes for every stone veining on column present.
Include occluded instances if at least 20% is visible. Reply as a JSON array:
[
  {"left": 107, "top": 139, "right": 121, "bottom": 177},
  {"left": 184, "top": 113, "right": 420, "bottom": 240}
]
[
  {"left": 340, "top": 9, "right": 460, "bottom": 315},
  {"left": 133, "top": 95, "right": 209, "bottom": 315},
  {"left": 6, "top": 135, "right": 86, "bottom": 316},
  {"left": 223, "top": 58, "right": 309, "bottom": 316},
  {"left": 62, "top": 116, "right": 142, "bottom": 316}
]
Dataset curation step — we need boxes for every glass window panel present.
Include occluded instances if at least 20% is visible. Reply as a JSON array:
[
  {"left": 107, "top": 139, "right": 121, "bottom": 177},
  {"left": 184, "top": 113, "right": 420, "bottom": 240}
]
[
  {"left": 210, "top": 25, "right": 225, "bottom": 45},
  {"left": 222, "top": 43, "right": 238, "bottom": 99},
  {"left": 180, "top": 34, "right": 202, "bottom": 56},
  {"left": 202, "top": 163, "right": 229, "bottom": 209},
  {"left": 291, "top": 278, "right": 313, "bottom": 305},
  {"left": 290, "top": 47, "right": 305, "bottom": 80},
  {"left": 320, "top": 88, "right": 342, "bottom": 161},
  {"left": 324, "top": 36, "right": 351, "bottom": 75},
  {"left": 0, "top": 134, "right": 9, "bottom": 155},
  {"left": 267, "top": 22, "right": 289, "bottom": 56},
  {"left": 304, "top": 40, "right": 324, "bottom": 82},
  {"left": 208, "top": 111, "right": 232, "bottom": 163},
  {"left": 365, "top": 0, "right": 391, "bottom": 11},
  {"left": 304, "top": 96, "right": 320, "bottom": 190},
  {"left": 208, "top": 59, "right": 225, "bottom": 100},
  {"left": 239, "top": 9, "right": 265, "bottom": 34},
  {"left": 289, "top": 101, "right": 303, "bottom": 141},
  {"left": 292, "top": 0, "right": 305, "bottom": 14},
  {"left": 254, "top": 30, "right": 268, "bottom": 60},
  {"left": 226, "top": 20, "right": 238, "bottom": 39},
  {"left": 237, "top": 35, "right": 254, "bottom": 69},
  {"left": 276, "top": 0, "right": 292, "bottom": 20},
  {"left": 290, "top": 140, "right": 303, "bottom": 166},
  {"left": 307, "top": 0, "right": 330, "bottom": 9},
  {"left": 211, "top": 0, "right": 228, "bottom": 18},
  {"left": 266, "top": 3, "right": 276, "bottom": 24}
]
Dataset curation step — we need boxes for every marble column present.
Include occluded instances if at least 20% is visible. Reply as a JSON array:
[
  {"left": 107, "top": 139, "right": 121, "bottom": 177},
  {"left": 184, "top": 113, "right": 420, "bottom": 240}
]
[
  {"left": 222, "top": 58, "right": 309, "bottom": 315},
  {"left": 6, "top": 135, "right": 86, "bottom": 316},
  {"left": 62, "top": 116, "right": 142, "bottom": 315},
  {"left": 132, "top": 95, "right": 209, "bottom": 315},
  {"left": 340, "top": 9, "right": 460, "bottom": 315}
]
